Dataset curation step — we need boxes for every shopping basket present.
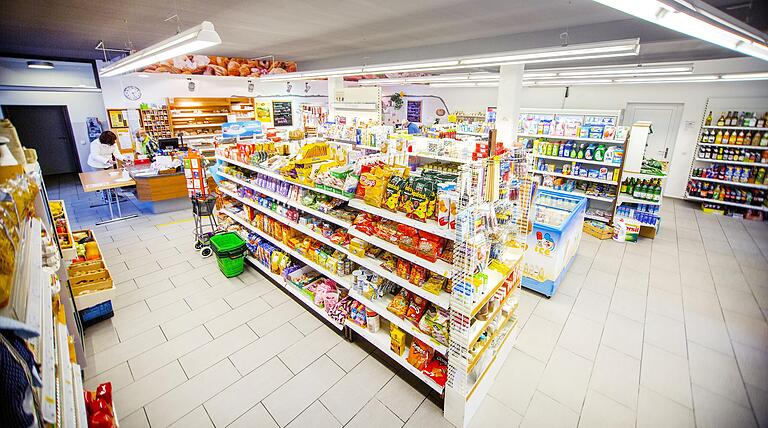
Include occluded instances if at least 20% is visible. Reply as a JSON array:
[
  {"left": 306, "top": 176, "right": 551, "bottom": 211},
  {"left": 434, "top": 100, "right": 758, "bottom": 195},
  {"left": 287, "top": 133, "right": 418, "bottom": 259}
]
[
  {"left": 209, "top": 232, "right": 247, "bottom": 278},
  {"left": 191, "top": 196, "right": 219, "bottom": 257}
]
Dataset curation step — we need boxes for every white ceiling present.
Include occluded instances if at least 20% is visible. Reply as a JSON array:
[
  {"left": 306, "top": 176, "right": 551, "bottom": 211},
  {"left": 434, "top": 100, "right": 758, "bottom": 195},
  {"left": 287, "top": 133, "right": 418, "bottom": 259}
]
[{"left": 0, "top": 0, "right": 744, "bottom": 66}]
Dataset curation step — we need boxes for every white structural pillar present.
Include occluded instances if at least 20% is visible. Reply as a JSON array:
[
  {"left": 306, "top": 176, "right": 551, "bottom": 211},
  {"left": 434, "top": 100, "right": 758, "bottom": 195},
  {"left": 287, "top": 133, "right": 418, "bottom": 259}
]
[
  {"left": 327, "top": 76, "right": 344, "bottom": 122},
  {"left": 495, "top": 64, "right": 524, "bottom": 146}
]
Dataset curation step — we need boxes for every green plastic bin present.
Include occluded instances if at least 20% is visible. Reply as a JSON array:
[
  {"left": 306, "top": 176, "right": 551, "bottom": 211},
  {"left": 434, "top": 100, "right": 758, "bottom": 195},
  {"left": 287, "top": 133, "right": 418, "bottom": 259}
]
[{"left": 209, "top": 232, "right": 247, "bottom": 278}]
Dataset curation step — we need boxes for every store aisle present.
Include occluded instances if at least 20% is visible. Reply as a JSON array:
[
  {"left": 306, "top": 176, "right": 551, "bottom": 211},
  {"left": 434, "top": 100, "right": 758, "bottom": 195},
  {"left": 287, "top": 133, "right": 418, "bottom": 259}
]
[{"left": 48, "top": 175, "right": 768, "bottom": 428}]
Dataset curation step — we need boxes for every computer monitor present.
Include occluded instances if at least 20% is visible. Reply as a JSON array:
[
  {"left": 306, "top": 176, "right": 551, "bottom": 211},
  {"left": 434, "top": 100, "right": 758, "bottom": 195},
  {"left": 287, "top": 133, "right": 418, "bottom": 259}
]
[{"left": 158, "top": 138, "right": 179, "bottom": 150}]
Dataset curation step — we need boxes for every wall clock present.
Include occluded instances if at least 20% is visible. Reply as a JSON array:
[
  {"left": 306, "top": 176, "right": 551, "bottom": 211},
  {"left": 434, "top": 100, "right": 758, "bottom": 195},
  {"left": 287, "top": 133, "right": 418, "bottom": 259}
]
[{"left": 123, "top": 85, "right": 141, "bottom": 101}]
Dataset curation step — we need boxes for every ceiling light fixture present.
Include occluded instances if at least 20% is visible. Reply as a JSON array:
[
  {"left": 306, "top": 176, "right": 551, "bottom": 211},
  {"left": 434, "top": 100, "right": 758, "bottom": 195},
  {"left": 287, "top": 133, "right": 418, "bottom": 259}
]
[
  {"left": 592, "top": 0, "right": 768, "bottom": 61},
  {"left": 429, "top": 82, "right": 500, "bottom": 88},
  {"left": 27, "top": 60, "right": 54, "bottom": 69},
  {"left": 100, "top": 21, "right": 221, "bottom": 77},
  {"left": 522, "top": 71, "right": 768, "bottom": 86},
  {"left": 524, "top": 63, "right": 694, "bottom": 78}
]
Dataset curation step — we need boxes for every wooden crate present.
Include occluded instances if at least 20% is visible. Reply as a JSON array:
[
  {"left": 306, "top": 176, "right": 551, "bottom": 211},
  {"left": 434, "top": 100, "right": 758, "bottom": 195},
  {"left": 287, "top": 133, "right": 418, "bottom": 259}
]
[
  {"left": 71, "top": 268, "right": 113, "bottom": 296},
  {"left": 583, "top": 221, "right": 613, "bottom": 240}
]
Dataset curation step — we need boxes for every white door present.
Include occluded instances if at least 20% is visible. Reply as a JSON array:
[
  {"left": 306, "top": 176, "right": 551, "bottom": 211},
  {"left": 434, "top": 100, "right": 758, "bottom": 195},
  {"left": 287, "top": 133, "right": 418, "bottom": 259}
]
[{"left": 623, "top": 103, "right": 683, "bottom": 162}]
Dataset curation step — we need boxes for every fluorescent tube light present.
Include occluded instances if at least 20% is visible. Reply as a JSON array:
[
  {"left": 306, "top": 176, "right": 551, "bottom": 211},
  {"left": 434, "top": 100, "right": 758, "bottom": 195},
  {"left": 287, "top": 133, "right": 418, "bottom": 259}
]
[
  {"left": 459, "top": 39, "right": 639, "bottom": 65},
  {"left": 524, "top": 79, "right": 614, "bottom": 86},
  {"left": 362, "top": 60, "right": 460, "bottom": 73},
  {"left": 301, "top": 67, "right": 363, "bottom": 78},
  {"left": 592, "top": 0, "right": 768, "bottom": 61},
  {"left": 429, "top": 82, "right": 499, "bottom": 87},
  {"left": 532, "top": 64, "right": 694, "bottom": 78},
  {"left": 100, "top": 21, "right": 221, "bottom": 77},
  {"left": 720, "top": 71, "right": 768, "bottom": 80},
  {"left": 27, "top": 60, "right": 54, "bottom": 69}
]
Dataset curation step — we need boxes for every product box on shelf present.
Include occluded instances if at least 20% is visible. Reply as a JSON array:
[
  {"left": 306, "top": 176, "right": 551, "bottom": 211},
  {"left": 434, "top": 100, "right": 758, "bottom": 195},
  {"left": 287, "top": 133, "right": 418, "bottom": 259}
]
[{"left": 68, "top": 230, "right": 115, "bottom": 311}]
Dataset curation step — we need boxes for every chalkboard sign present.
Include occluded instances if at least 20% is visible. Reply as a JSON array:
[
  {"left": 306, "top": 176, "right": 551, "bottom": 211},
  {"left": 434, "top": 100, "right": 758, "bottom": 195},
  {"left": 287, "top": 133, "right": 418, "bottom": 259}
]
[
  {"left": 272, "top": 100, "right": 293, "bottom": 126},
  {"left": 407, "top": 100, "right": 422, "bottom": 123}
]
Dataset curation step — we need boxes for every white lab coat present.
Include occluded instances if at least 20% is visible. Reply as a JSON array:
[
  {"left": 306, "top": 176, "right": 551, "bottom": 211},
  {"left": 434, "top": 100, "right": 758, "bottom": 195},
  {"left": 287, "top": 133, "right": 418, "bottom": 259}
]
[{"left": 87, "top": 139, "right": 127, "bottom": 169}]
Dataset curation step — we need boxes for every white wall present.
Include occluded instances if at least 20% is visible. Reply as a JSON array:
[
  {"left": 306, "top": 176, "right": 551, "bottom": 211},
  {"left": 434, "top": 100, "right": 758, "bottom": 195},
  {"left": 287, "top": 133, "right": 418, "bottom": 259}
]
[
  {"left": 101, "top": 73, "right": 329, "bottom": 128},
  {"left": 0, "top": 91, "right": 107, "bottom": 171},
  {"left": 381, "top": 85, "right": 498, "bottom": 125}
]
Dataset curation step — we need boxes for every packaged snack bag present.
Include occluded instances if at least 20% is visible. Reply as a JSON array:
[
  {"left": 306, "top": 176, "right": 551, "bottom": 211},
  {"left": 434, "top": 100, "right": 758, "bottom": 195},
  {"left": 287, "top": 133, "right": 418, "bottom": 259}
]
[
  {"left": 422, "top": 353, "right": 448, "bottom": 386},
  {"left": 396, "top": 258, "right": 411, "bottom": 279},
  {"left": 387, "top": 289, "right": 410, "bottom": 318},
  {"left": 405, "top": 295, "right": 428, "bottom": 324},
  {"left": 390, "top": 325, "right": 406, "bottom": 355},
  {"left": 422, "top": 274, "right": 446, "bottom": 295},
  {"left": 384, "top": 176, "right": 406, "bottom": 212},
  {"left": 407, "top": 338, "right": 434, "bottom": 370},
  {"left": 399, "top": 178, "right": 415, "bottom": 214},
  {"left": 408, "top": 178, "right": 435, "bottom": 222},
  {"left": 397, "top": 224, "right": 419, "bottom": 254},
  {"left": 409, "top": 265, "right": 427, "bottom": 286},
  {"left": 436, "top": 184, "right": 451, "bottom": 229},
  {"left": 417, "top": 233, "right": 442, "bottom": 263}
]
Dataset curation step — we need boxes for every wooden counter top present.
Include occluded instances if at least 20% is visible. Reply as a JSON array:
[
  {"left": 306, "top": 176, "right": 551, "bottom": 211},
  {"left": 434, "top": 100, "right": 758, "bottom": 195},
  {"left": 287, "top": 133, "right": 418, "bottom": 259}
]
[{"left": 79, "top": 170, "right": 136, "bottom": 192}]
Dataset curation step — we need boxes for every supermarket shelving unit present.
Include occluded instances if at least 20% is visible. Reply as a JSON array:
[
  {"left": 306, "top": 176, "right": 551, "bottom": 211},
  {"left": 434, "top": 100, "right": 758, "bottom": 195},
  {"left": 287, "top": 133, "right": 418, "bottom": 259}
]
[
  {"left": 685, "top": 97, "right": 768, "bottom": 217},
  {"left": 215, "top": 143, "right": 531, "bottom": 426},
  {"left": 138, "top": 107, "right": 172, "bottom": 139},
  {"left": 517, "top": 108, "right": 629, "bottom": 226}
]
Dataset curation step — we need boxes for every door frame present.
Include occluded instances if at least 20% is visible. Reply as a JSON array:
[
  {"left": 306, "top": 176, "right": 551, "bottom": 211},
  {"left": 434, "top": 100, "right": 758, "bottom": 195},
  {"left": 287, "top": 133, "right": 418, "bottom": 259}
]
[
  {"left": 623, "top": 102, "right": 684, "bottom": 162},
  {"left": 1, "top": 104, "right": 83, "bottom": 173}
]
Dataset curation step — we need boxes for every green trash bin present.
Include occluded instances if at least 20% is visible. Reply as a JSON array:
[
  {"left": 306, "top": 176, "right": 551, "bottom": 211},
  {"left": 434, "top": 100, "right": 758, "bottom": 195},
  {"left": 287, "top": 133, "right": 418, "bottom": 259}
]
[{"left": 209, "top": 232, "right": 247, "bottom": 278}]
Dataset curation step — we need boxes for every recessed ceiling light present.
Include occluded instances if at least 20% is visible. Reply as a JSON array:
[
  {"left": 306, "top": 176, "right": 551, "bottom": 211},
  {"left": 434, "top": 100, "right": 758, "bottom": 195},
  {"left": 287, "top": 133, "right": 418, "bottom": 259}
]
[{"left": 27, "top": 60, "right": 54, "bottom": 69}]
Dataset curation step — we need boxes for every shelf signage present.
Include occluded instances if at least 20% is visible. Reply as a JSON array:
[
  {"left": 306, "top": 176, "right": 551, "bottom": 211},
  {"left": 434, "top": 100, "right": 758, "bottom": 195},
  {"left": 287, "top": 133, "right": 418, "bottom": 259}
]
[{"left": 221, "top": 120, "right": 263, "bottom": 138}]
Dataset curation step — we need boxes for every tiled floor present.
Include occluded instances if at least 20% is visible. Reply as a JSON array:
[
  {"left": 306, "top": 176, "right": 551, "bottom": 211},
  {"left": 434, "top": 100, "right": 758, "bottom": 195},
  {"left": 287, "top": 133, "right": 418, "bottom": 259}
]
[{"left": 48, "top": 173, "right": 768, "bottom": 428}]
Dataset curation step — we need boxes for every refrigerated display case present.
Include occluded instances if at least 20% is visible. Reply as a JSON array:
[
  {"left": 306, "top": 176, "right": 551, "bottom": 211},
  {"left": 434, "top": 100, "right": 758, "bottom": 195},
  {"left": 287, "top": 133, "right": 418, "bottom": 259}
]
[{"left": 522, "top": 189, "right": 587, "bottom": 297}]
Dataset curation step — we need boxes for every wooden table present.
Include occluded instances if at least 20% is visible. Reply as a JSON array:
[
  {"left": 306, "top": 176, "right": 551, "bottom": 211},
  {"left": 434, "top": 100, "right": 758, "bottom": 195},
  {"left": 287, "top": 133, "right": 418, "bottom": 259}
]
[{"left": 78, "top": 170, "right": 138, "bottom": 224}]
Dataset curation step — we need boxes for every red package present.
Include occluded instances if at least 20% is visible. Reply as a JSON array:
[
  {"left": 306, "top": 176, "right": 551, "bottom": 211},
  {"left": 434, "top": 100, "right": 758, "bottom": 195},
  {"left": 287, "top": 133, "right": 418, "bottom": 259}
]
[
  {"left": 85, "top": 382, "right": 116, "bottom": 428},
  {"left": 397, "top": 224, "right": 419, "bottom": 254},
  {"left": 352, "top": 213, "right": 377, "bottom": 235},
  {"left": 417, "top": 233, "right": 443, "bottom": 263},
  {"left": 409, "top": 265, "right": 427, "bottom": 286},
  {"left": 422, "top": 353, "right": 448, "bottom": 386},
  {"left": 406, "top": 338, "right": 434, "bottom": 370},
  {"left": 405, "top": 295, "right": 428, "bottom": 324}
]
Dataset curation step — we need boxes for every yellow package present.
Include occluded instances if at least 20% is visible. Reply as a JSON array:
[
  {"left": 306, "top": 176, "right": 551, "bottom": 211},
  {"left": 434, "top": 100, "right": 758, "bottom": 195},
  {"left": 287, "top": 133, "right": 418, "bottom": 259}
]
[{"left": 390, "top": 325, "right": 407, "bottom": 356}]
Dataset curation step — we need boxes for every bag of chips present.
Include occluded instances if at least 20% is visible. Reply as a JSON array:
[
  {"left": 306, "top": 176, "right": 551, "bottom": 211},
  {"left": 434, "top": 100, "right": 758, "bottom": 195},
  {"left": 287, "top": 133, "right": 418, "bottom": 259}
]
[
  {"left": 386, "top": 289, "right": 410, "bottom": 318},
  {"left": 422, "top": 274, "right": 446, "bottom": 295},
  {"left": 405, "top": 295, "right": 428, "bottom": 324},
  {"left": 422, "top": 353, "right": 448, "bottom": 386},
  {"left": 407, "top": 338, "right": 434, "bottom": 370},
  {"left": 384, "top": 176, "right": 406, "bottom": 212},
  {"left": 409, "top": 265, "right": 427, "bottom": 286}
]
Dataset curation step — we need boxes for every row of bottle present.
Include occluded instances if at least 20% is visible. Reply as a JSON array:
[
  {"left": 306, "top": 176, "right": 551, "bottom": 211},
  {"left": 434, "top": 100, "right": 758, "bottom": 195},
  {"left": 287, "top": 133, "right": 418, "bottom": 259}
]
[
  {"left": 620, "top": 178, "right": 663, "bottom": 202},
  {"left": 692, "top": 166, "right": 767, "bottom": 185},
  {"left": 699, "top": 129, "right": 768, "bottom": 146},
  {"left": 697, "top": 146, "right": 768, "bottom": 164},
  {"left": 533, "top": 140, "right": 623, "bottom": 164},
  {"left": 616, "top": 205, "right": 660, "bottom": 226},
  {"left": 686, "top": 181, "right": 766, "bottom": 206},
  {"left": 705, "top": 111, "right": 767, "bottom": 128}
]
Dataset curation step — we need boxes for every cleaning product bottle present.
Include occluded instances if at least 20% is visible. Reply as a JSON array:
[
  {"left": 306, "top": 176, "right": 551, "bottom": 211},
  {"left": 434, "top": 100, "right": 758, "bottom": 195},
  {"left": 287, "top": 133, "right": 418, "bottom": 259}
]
[
  {"left": 563, "top": 141, "right": 572, "bottom": 158},
  {"left": 595, "top": 144, "right": 606, "bottom": 161},
  {"left": 577, "top": 144, "right": 585, "bottom": 159},
  {"left": 585, "top": 144, "right": 595, "bottom": 160}
]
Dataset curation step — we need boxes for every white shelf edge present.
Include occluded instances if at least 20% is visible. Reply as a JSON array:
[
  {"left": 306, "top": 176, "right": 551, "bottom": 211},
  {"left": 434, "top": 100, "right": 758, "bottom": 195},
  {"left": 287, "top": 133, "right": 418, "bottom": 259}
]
[
  {"left": 697, "top": 142, "right": 768, "bottom": 150},
  {"left": 518, "top": 133, "right": 625, "bottom": 144},
  {"left": 537, "top": 186, "right": 615, "bottom": 203},
  {"left": 348, "top": 227, "right": 453, "bottom": 277},
  {"left": 694, "top": 157, "right": 767, "bottom": 167},
  {"left": 684, "top": 194, "right": 768, "bottom": 212},
  {"left": 348, "top": 199, "right": 455, "bottom": 241},
  {"left": 616, "top": 195, "right": 662, "bottom": 206},
  {"left": 703, "top": 125, "right": 768, "bottom": 132},
  {"left": 689, "top": 176, "right": 768, "bottom": 190},
  {"left": 410, "top": 152, "right": 471, "bottom": 164},
  {"left": 217, "top": 156, "right": 353, "bottom": 201},
  {"left": 533, "top": 170, "right": 618, "bottom": 185},
  {"left": 533, "top": 153, "right": 621, "bottom": 167}
]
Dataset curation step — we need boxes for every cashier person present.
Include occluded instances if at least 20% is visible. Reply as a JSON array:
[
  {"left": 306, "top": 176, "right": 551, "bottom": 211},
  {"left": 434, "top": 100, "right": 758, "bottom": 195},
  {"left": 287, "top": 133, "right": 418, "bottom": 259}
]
[
  {"left": 87, "top": 130, "right": 128, "bottom": 170},
  {"left": 135, "top": 127, "right": 159, "bottom": 160}
]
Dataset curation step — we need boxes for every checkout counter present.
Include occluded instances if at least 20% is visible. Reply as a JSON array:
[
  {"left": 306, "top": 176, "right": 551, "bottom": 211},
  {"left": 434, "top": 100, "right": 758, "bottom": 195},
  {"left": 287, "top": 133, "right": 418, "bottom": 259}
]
[{"left": 130, "top": 168, "right": 190, "bottom": 213}]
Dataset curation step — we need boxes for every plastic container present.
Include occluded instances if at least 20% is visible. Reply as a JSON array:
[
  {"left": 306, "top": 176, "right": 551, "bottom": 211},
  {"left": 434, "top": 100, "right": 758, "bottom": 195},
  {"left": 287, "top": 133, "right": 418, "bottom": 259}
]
[
  {"left": 210, "top": 232, "right": 247, "bottom": 278},
  {"left": 79, "top": 300, "right": 114, "bottom": 328}
]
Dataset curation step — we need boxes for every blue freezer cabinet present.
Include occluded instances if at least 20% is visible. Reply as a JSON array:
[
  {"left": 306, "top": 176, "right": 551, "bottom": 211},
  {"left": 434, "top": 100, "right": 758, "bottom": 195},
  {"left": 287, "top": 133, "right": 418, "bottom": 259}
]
[{"left": 522, "top": 189, "right": 587, "bottom": 297}]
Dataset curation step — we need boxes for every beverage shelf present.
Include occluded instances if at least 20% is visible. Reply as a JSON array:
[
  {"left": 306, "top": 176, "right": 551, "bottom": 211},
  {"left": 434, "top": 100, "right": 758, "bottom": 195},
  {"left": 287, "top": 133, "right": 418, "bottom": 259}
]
[
  {"left": 533, "top": 154, "right": 620, "bottom": 167},
  {"left": 518, "top": 133, "right": 625, "bottom": 144},
  {"left": 690, "top": 176, "right": 768, "bottom": 190},
  {"left": 533, "top": 170, "right": 618, "bottom": 185},
  {"left": 694, "top": 157, "right": 767, "bottom": 167},
  {"left": 698, "top": 142, "right": 768, "bottom": 150},
  {"left": 685, "top": 194, "right": 768, "bottom": 212},
  {"left": 616, "top": 194, "right": 662, "bottom": 206},
  {"left": 703, "top": 125, "right": 768, "bottom": 132}
]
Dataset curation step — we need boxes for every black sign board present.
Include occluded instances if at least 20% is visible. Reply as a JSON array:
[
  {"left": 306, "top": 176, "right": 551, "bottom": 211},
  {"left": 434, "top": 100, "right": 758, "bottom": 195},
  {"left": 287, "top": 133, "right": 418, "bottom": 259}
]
[{"left": 272, "top": 100, "right": 293, "bottom": 126}]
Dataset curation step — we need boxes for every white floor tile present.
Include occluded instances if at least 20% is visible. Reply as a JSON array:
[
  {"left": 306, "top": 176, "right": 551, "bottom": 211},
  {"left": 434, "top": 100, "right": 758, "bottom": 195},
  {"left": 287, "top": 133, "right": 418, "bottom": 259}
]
[
  {"left": 402, "top": 399, "right": 454, "bottom": 428},
  {"left": 290, "top": 311, "right": 324, "bottom": 335},
  {"left": 514, "top": 315, "right": 562, "bottom": 362},
  {"left": 468, "top": 395, "right": 522, "bottom": 428},
  {"left": 247, "top": 299, "right": 306, "bottom": 337},
  {"left": 582, "top": 268, "right": 617, "bottom": 296},
  {"left": 557, "top": 313, "right": 603, "bottom": 361},
  {"left": 263, "top": 355, "right": 345, "bottom": 426},
  {"left": 185, "top": 281, "right": 248, "bottom": 310},
  {"left": 118, "top": 409, "right": 150, "bottom": 428},
  {"left": 83, "top": 320, "right": 120, "bottom": 356},
  {"left": 531, "top": 293, "right": 575, "bottom": 326},
  {"left": 84, "top": 362, "right": 134, "bottom": 392},
  {"left": 601, "top": 312, "right": 643, "bottom": 359},
  {"left": 145, "top": 359, "right": 241, "bottom": 427},
  {"left": 114, "top": 300, "right": 190, "bottom": 340},
  {"left": 280, "top": 326, "right": 343, "bottom": 374},
  {"left": 204, "top": 296, "right": 271, "bottom": 337},
  {"left": 644, "top": 311, "right": 688, "bottom": 357},
  {"left": 160, "top": 299, "right": 231, "bottom": 339},
  {"left": 128, "top": 325, "right": 212, "bottom": 380},
  {"left": 112, "top": 279, "right": 174, "bottom": 310},
  {"left": 723, "top": 309, "right": 768, "bottom": 352},
  {"left": 688, "top": 341, "right": 750, "bottom": 407},
  {"left": 204, "top": 357, "right": 293, "bottom": 427},
  {"left": 519, "top": 391, "right": 579, "bottom": 428},
  {"left": 168, "top": 406, "right": 214, "bottom": 428},
  {"left": 179, "top": 324, "right": 258, "bottom": 377},
  {"left": 537, "top": 347, "right": 593, "bottom": 412},
  {"left": 286, "top": 401, "right": 343, "bottom": 428},
  {"left": 636, "top": 387, "right": 694, "bottom": 428},
  {"left": 647, "top": 287, "right": 684, "bottom": 321},
  {"left": 347, "top": 399, "right": 405, "bottom": 428},
  {"left": 640, "top": 343, "right": 693, "bottom": 408},
  {"left": 230, "top": 322, "right": 304, "bottom": 375},
  {"left": 376, "top": 373, "right": 427, "bottom": 421},
  {"left": 228, "top": 404, "right": 278, "bottom": 428},
  {"left": 321, "top": 355, "right": 396, "bottom": 424},
  {"left": 145, "top": 279, "right": 209, "bottom": 311},
  {"left": 684, "top": 311, "right": 734, "bottom": 356},
  {"left": 733, "top": 342, "right": 768, "bottom": 391},
  {"left": 745, "top": 384, "right": 768, "bottom": 428},
  {"left": 85, "top": 327, "right": 166, "bottom": 377},
  {"left": 223, "top": 280, "right": 275, "bottom": 308},
  {"left": 488, "top": 348, "right": 546, "bottom": 415},
  {"left": 692, "top": 385, "right": 757, "bottom": 428},
  {"left": 609, "top": 288, "right": 647, "bottom": 323},
  {"left": 578, "top": 390, "right": 635, "bottom": 428},
  {"left": 112, "top": 361, "right": 187, "bottom": 417},
  {"left": 571, "top": 289, "right": 611, "bottom": 323},
  {"left": 326, "top": 339, "right": 370, "bottom": 372},
  {"left": 589, "top": 345, "right": 640, "bottom": 409}
]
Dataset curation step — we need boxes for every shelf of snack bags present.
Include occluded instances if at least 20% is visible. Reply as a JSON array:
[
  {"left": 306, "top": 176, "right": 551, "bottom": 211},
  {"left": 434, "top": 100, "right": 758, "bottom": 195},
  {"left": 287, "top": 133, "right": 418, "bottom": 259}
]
[
  {"left": 347, "top": 269, "right": 449, "bottom": 354},
  {"left": 49, "top": 200, "right": 76, "bottom": 260},
  {"left": 216, "top": 139, "right": 360, "bottom": 200},
  {"left": 346, "top": 320, "right": 446, "bottom": 393},
  {"left": 217, "top": 173, "right": 355, "bottom": 228}
]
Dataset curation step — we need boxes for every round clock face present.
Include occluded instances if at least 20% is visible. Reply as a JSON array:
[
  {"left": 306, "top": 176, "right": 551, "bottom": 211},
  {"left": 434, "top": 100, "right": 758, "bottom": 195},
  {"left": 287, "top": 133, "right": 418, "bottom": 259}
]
[{"left": 123, "top": 85, "right": 141, "bottom": 101}]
